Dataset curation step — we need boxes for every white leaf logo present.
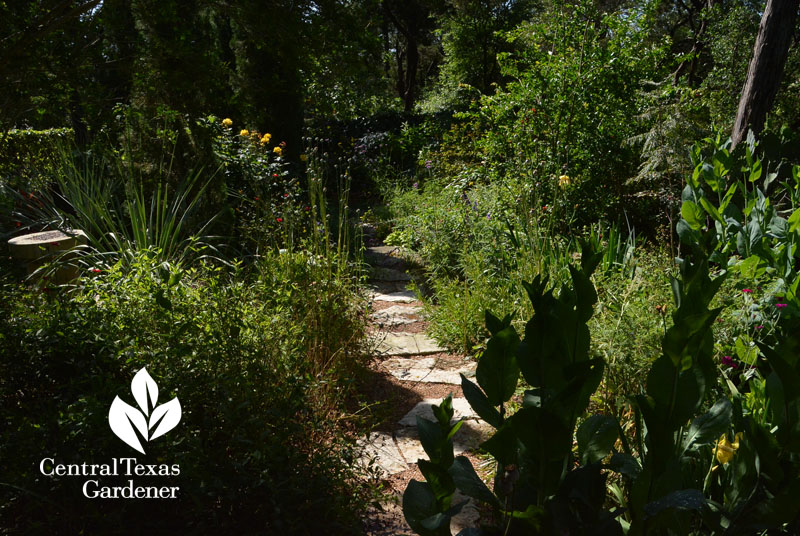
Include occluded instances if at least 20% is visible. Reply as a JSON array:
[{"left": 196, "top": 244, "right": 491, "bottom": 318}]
[{"left": 108, "top": 367, "right": 181, "bottom": 453}]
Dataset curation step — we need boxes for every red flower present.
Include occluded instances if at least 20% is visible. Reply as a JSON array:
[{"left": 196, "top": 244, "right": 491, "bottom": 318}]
[
  {"left": 279, "top": 141, "right": 286, "bottom": 147},
  {"left": 276, "top": 217, "right": 283, "bottom": 223},
  {"left": 15, "top": 221, "right": 21, "bottom": 227},
  {"left": 283, "top": 193, "right": 289, "bottom": 198},
  {"left": 304, "top": 206, "right": 311, "bottom": 211},
  {"left": 272, "top": 173, "right": 279, "bottom": 178},
  {"left": 742, "top": 288, "right": 753, "bottom": 293},
  {"left": 90, "top": 268, "right": 101, "bottom": 274},
  {"left": 254, "top": 196, "right": 260, "bottom": 201}
]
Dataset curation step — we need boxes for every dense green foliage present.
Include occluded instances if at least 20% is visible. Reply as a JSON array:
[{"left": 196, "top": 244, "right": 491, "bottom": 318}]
[
  {"left": 4, "top": 0, "right": 800, "bottom": 534},
  {"left": 403, "top": 135, "right": 800, "bottom": 534},
  {"left": 0, "top": 252, "right": 370, "bottom": 534},
  {"left": 0, "top": 128, "right": 74, "bottom": 188}
]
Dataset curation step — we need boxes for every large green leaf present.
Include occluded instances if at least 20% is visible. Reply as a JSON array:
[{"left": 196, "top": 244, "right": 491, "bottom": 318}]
[
  {"left": 609, "top": 452, "right": 641, "bottom": 478},
  {"left": 748, "top": 159, "right": 762, "bottom": 183},
  {"left": 480, "top": 424, "right": 519, "bottom": 466},
  {"left": 476, "top": 325, "right": 520, "bottom": 405},
  {"left": 699, "top": 197, "right": 723, "bottom": 225},
  {"left": 485, "top": 310, "right": 513, "bottom": 337},
  {"left": 681, "top": 200, "right": 704, "bottom": 230},
  {"left": 403, "top": 480, "right": 451, "bottom": 536},
  {"left": 460, "top": 375, "right": 503, "bottom": 429},
  {"left": 418, "top": 459, "right": 455, "bottom": 504},
  {"left": 577, "top": 415, "right": 619, "bottom": 465},
  {"left": 432, "top": 396, "right": 456, "bottom": 428},
  {"left": 788, "top": 208, "right": 800, "bottom": 234},
  {"left": 417, "top": 416, "right": 449, "bottom": 465},
  {"left": 448, "top": 456, "right": 502, "bottom": 508},
  {"left": 643, "top": 489, "right": 705, "bottom": 518},
  {"left": 680, "top": 399, "right": 732, "bottom": 455},
  {"left": 735, "top": 335, "right": 758, "bottom": 366}
]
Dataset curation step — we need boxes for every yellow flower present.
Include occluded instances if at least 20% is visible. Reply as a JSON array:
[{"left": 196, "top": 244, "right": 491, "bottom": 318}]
[
  {"left": 300, "top": 154, "right": 307, "bottom": 162},
  {"left": 715, "top": 433, "right": 743, "bottom": 465},
  {"left": 273, "top": 146, "right": 283, "bottom": 156},
  {"left": 222, "top": 118, "right": 233, "bottom": 128},
  {"left": 558, "top": 175, "right": 571, "bottom": 188},
  {"left": 240, "top": 129, "right": 249, "bottom": 137},
  {"left": 261, "top": 133, "right": 272, "bottom": 145}
]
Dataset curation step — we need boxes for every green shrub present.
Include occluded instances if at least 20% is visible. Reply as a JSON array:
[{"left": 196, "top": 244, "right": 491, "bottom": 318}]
[
  {"left": 0, "top": 251, "right": 370, "bottom": 534},
  {"left": 0, "top": 128, "right": 74, "bottom": 189}
]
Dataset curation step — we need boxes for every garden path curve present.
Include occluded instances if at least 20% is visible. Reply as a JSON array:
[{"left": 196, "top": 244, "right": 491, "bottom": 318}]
[{"left": 360, "top": 245, "right": 493, "bottom": 536}]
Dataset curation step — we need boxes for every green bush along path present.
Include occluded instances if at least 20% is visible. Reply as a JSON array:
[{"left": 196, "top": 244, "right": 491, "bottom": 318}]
[{"left": 359, "top": 244, "right": 494, "bottom": 535}]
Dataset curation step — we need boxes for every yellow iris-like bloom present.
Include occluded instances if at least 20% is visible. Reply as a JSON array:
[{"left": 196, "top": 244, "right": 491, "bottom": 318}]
[
  {"left": 715, "top": 433, "right": 743, "bottom": 465},
  {"left": 261, "top": 133, "right": 272, "bottom": 145},
  {"left": 558, "top": 175, "right": 571, "bottom": 188},
  {"left": 240, "top": 129, "right": 249, "bottom": 137},
  {"left": 300, "top": 154, "right": 307, "bottom": 162},
  {"left": 273, "top": 146, "right": 283, "bottom": 156},
  {"left": 222, "top": 118, "right": 233, "bottom": 128}
]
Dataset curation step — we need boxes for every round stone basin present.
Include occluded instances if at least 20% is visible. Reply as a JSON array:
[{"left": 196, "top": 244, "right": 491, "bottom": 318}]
[{"left": 8, "top": 229, "right": 87, "bottom": 282}]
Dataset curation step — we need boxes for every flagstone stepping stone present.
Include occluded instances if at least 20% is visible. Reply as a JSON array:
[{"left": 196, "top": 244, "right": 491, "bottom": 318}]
[
  {"left": 377, "top": 332, "right": 445, "bottom": 356},
  {"left": 365, "top": 246, "right": 405, "bottom": 269},
  {"left": 359, "top": 420, "right": 493, "bottom": 478},
  {"left": 370, "top": 289, "right": 418, "bottom": 303},
  {"left": 382, "top": 357, "right": 475, "bottom": 385},
  {"left": 394, "top": 421, "right": 492, "bottom": 463},
  {"left": 371, "top": 305, "right": 422, "bottom": 327},
  {"left": 366, "top": 245, "right": 400, "bottom": 257},
  {"left": 398, "top": 397, "right": 479, "bottom": 426},
  {"left": 372, "top": 266, "right": 412, "bottom": 282},
  {"left": 451, "top": 492, "right": 481, "bottom": 535},
  {"left": 358, "top": 432, "right": 409, "bottom": 476}
]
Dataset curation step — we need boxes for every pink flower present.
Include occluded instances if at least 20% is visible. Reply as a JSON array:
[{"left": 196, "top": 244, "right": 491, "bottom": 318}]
[
  {"left": 776, "top": 303, "right": 788, "bottom": 309},
  {"left": 276, "top": 217, "right": 283, "bottom": 223},
  {"left": 742, "top": 288, "right": 753, "bottom": 293},
  {"left": 756, "top": 325, "right": 764, "bottom": 330},
  {"left": 721, "top": 356, "right": 739, "bottom": 369}
]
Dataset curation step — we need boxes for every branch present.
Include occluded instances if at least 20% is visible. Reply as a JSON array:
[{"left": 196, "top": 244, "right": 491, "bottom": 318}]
[{"left": 0, "top": 0, "right": 102, "bottom": 74}]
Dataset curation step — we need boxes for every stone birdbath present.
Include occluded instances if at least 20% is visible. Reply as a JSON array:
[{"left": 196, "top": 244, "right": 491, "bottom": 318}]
[{"left": 8, "top": 229, "right": 87, "bottom": 284}]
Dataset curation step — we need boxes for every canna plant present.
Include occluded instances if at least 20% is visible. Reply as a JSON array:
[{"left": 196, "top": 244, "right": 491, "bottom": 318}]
[
  {"left": 405, "top": 243, "right": 627, "bottom": 535},
  {"left": 404, "top": 235, "right": 800, "bottom": 534}
]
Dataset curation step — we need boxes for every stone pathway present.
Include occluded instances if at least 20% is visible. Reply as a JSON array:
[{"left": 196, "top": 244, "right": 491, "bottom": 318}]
[{"left": 360, "top": 245, "right": 491, "bottom": 536}]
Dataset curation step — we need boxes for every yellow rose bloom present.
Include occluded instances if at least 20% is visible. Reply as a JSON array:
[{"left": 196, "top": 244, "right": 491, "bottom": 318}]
[
  {"left": 273, "top": 146, "right": 283, "bottom": 156},
  {"left": 240, "top": 129, "right": 249, "bottom": 137},
  {"left": 222, "top": 118, "right": 233, "bottom": 128},
  {"left": 558, "top": 175, "right": 571, "bottom": 188},
  {"left": 261, "top": 133, "right": 272, "bottom": 145},
  {"left": 715, "top": 433, "right": 743, "bottom": 465}
]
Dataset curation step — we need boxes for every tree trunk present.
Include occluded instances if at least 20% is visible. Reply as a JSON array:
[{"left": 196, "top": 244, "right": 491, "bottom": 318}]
[
  {"left": 731, "top": 0, "right": 800, "bottom": 148},
  {"left": 403, "top": 36, "right": 418, "bottom": 111}
]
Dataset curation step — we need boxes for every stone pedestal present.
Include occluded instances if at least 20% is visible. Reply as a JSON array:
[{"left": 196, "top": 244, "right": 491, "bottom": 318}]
[{"left": 8, "top": 229, "right": 87, "bottom": 284}]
